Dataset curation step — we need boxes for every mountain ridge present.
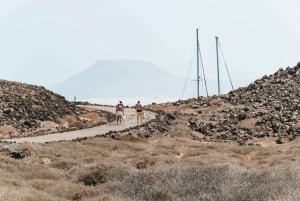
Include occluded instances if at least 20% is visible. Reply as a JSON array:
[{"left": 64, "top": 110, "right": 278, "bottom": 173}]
[{"left": 51, "top": 59, "right": 187, "bottom": 101}]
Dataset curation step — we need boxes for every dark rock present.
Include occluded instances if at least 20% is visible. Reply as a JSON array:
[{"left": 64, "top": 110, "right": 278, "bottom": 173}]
[
  {"left": 166, "top": 113, "right": 176, "bottom": 120},
  {"left": 5, "top": 144, "right": 31, "bottom": 159},
  {"left": 276, "top": 138, "right": 284, "bottom": 144},
  {"left": 237, "top": 111, "right": 247, "bottom": 120}
]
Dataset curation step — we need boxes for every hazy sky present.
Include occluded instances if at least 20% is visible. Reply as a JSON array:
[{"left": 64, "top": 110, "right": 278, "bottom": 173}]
[{"left": 0, "top": 0, "right": 299, "bottom": 96}]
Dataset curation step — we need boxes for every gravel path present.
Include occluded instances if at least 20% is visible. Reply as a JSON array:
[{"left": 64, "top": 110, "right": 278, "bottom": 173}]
[{"left": 2, "top": 106, "right": 156, "bottom": 143}]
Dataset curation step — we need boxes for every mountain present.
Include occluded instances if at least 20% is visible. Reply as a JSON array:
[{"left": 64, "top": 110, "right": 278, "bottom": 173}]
[{"left": 52, "top": 60, "right": 187, "bottom": 102}]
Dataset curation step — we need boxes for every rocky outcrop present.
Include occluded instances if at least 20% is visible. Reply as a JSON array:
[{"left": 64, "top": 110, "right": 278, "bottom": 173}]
[
  {"left": 189, "top": 64, "right": 300, "bottom": 144},
  {"left": 0, "top": 80, "right": 107, "bottom": 138},
  {"left": 145, "top": 63, "right": 300, "bottom": 145}
]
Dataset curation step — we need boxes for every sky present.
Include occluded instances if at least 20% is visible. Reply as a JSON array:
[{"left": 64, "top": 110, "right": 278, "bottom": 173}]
[{"left": 0, "top": 0, "right": 299, "bottom": 97}]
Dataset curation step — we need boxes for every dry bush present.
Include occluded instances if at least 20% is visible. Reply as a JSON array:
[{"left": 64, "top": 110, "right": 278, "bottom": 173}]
[
  {"left": 1, "top": 136, "right": 299, "bottom": 201},
  {"left": 108, "top": 163, "right": 300, "bottom": 201},
  {"left": 78, "top": 165, "right": 129, "bottom": 187},
  {"left": 0, "top": 158, "right": 20, "bottom": 174},
  {"left": 22, "top": 167, "right": 61, "bottom": 180},
  {"left": 20, "top": 191, "right": 65, "bottom": 201},
  {"left": 229, "top": 145, "right": 258, "bottom": 155},
  {"left": 52, "top": 159, "right": 78, "bottom": 170},
  {"left": 78, "top": 167, "right": 108, "bottom": 186},
  {"left": 79, "top": 112, "right": 105, "bottom": 124},
  {"left": 183, "top": 147, "right": 213, "bottom": 158},
  {"left": 37, "top": 181, "right": 85, "bottom": 200},
  {"left": 0, "top": 188, "right": 25, "bottom": 201},
  {"left": 0, "top": 187, "right": 65, "bottom": 201},
  {"left": 58, "top": 115, "right": 82, "bottom": 128},
  {"left": 29, "top": 179, "right": 54, "bottom": 191},
  {"left": 222, "top": 167, "right": 290, "bottom": 201}
]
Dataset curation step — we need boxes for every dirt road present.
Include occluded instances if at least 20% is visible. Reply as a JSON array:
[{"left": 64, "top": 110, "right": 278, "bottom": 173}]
[{"left": 3, "top": 106, "right": 156, "bottom": 143}]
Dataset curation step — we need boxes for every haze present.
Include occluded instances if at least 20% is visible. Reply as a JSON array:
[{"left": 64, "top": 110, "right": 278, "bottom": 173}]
[{"left": 0, "top": 0, "right": 299, "bottom": 97}]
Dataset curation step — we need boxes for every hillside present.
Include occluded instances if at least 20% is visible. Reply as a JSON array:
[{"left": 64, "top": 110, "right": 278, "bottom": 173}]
[
  {"left": 0, "top": 64, "right": 300, "bottom": 201},
  {"left": 51, "top": 59, "right": 187, "bottom": 101},
  {"left": 0, "top": 80, "right": 109, "bottom": 138},
  {"left": 119, "top": 62, "right": 300, "bottom": 145},
  {"left": 2, "top": 62, "right": 299, "bottom": 143}
]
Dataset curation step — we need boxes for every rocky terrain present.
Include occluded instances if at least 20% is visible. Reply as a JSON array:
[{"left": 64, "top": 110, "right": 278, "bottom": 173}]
[
  {"left": 1, "top": 63, "right": 300, "bottom": 146},
  {"left": 0, "top": 64, "right": 299, "bottom": 201},
  {"left": 120, "top": 62, "right": 300, "bottom": 145},
  {"left": 0, "top": 80, "right": 111, "bottom": 139}
]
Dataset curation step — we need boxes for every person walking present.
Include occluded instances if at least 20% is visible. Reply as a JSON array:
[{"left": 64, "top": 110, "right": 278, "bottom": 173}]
[
  {"left": 119, "top": 101, "right": 124, "bottom": 109},
  {"left": 134, "top": 100, "right": 143, "bottom": 124},
  {"left": 115, "top": 101, "right": 124, "bottom": 125},
  {"left": 119, "top": 100, "right": 126, "bottom": 120}
]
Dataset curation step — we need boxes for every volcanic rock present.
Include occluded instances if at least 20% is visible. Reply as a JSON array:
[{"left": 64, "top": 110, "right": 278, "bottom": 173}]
[
  {"left": 0, "top": 80, "right": 107, "bottom": 138},
  {"left": 146, "top": 63, "right": 300, "bottom": 144}
]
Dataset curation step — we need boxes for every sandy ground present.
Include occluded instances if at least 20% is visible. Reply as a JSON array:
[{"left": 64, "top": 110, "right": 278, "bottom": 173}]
[{"left": 2, "top": 106, "right": 155, "bottom": 143}]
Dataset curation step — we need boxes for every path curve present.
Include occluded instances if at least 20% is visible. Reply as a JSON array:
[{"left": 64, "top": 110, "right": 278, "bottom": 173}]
[{"left": 2, "top": 106, "right": 156, "bottom": 143}]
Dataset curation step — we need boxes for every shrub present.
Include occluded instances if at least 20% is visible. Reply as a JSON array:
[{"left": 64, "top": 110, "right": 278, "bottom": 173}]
[
  {"left": 114, "top": 163, "right": 300, "bottom": 201},
  {"left": 78, "top": 166, "right": 108, "bottom": 186}
]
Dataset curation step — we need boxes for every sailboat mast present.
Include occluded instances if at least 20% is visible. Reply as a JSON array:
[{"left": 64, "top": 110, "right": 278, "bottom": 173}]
[
  {"left": 196, "top": 29, "right": 200, "bottom": 98},
  {"left": 216, "top": 36, "right": 220, "bottom": 96}
]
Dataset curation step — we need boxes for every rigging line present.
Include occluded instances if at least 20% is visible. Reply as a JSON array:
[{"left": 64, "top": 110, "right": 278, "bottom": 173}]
[
  {"left": 218, "top": 41, "right": 234, "bottom": 91},
  {"left": 181, "top": 45, "right": 196, "bottom": 98},
  {"left": 198, "top": 39, "right": 209, "bottom": 97}
]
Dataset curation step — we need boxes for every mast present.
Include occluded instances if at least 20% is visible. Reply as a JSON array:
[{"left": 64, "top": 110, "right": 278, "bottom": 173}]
[
  {"left": 196, "top": 29, "right": 200, "bottom": 98},
  {"left": 216, "top": 36, "right": 220, "bottom": 96}
]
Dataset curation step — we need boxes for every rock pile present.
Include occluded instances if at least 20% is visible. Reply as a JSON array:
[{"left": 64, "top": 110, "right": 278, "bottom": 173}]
[
  {"left": 145, "top": 63, "right": 300, "bottom": 144},
  {"left": 189, "top": 63, "right": 300, "bottom": 144},
  {"left": 0, "top": 80, "right": 106, "bottom": 138}
]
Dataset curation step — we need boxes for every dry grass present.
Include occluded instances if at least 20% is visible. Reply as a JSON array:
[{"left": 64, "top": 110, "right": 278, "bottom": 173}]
[
  {"left": 38, "top": 121, "right": 59, "bottom": 133},
  {"left": 0, "top": 125, "right": 18, "bottom": 138},
  {"left": 79, "top": 112, "right": 106, "bottom": 124},
  {"left": 0, "top": 136, "right": 300, "bottom": 200},
  {"left": 58, "top": 115, "right": 81, "bottom": 128}
]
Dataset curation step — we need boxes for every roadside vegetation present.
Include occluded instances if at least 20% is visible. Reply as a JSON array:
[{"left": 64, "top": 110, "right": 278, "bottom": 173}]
[{"left": 0, "top": 136, "right": 299, "bottom": 201}]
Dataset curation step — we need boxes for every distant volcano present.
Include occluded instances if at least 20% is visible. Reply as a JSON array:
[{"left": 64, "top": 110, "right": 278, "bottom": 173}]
[{"left": 52, "top": 60, "right": 187, "bottom": 102}]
